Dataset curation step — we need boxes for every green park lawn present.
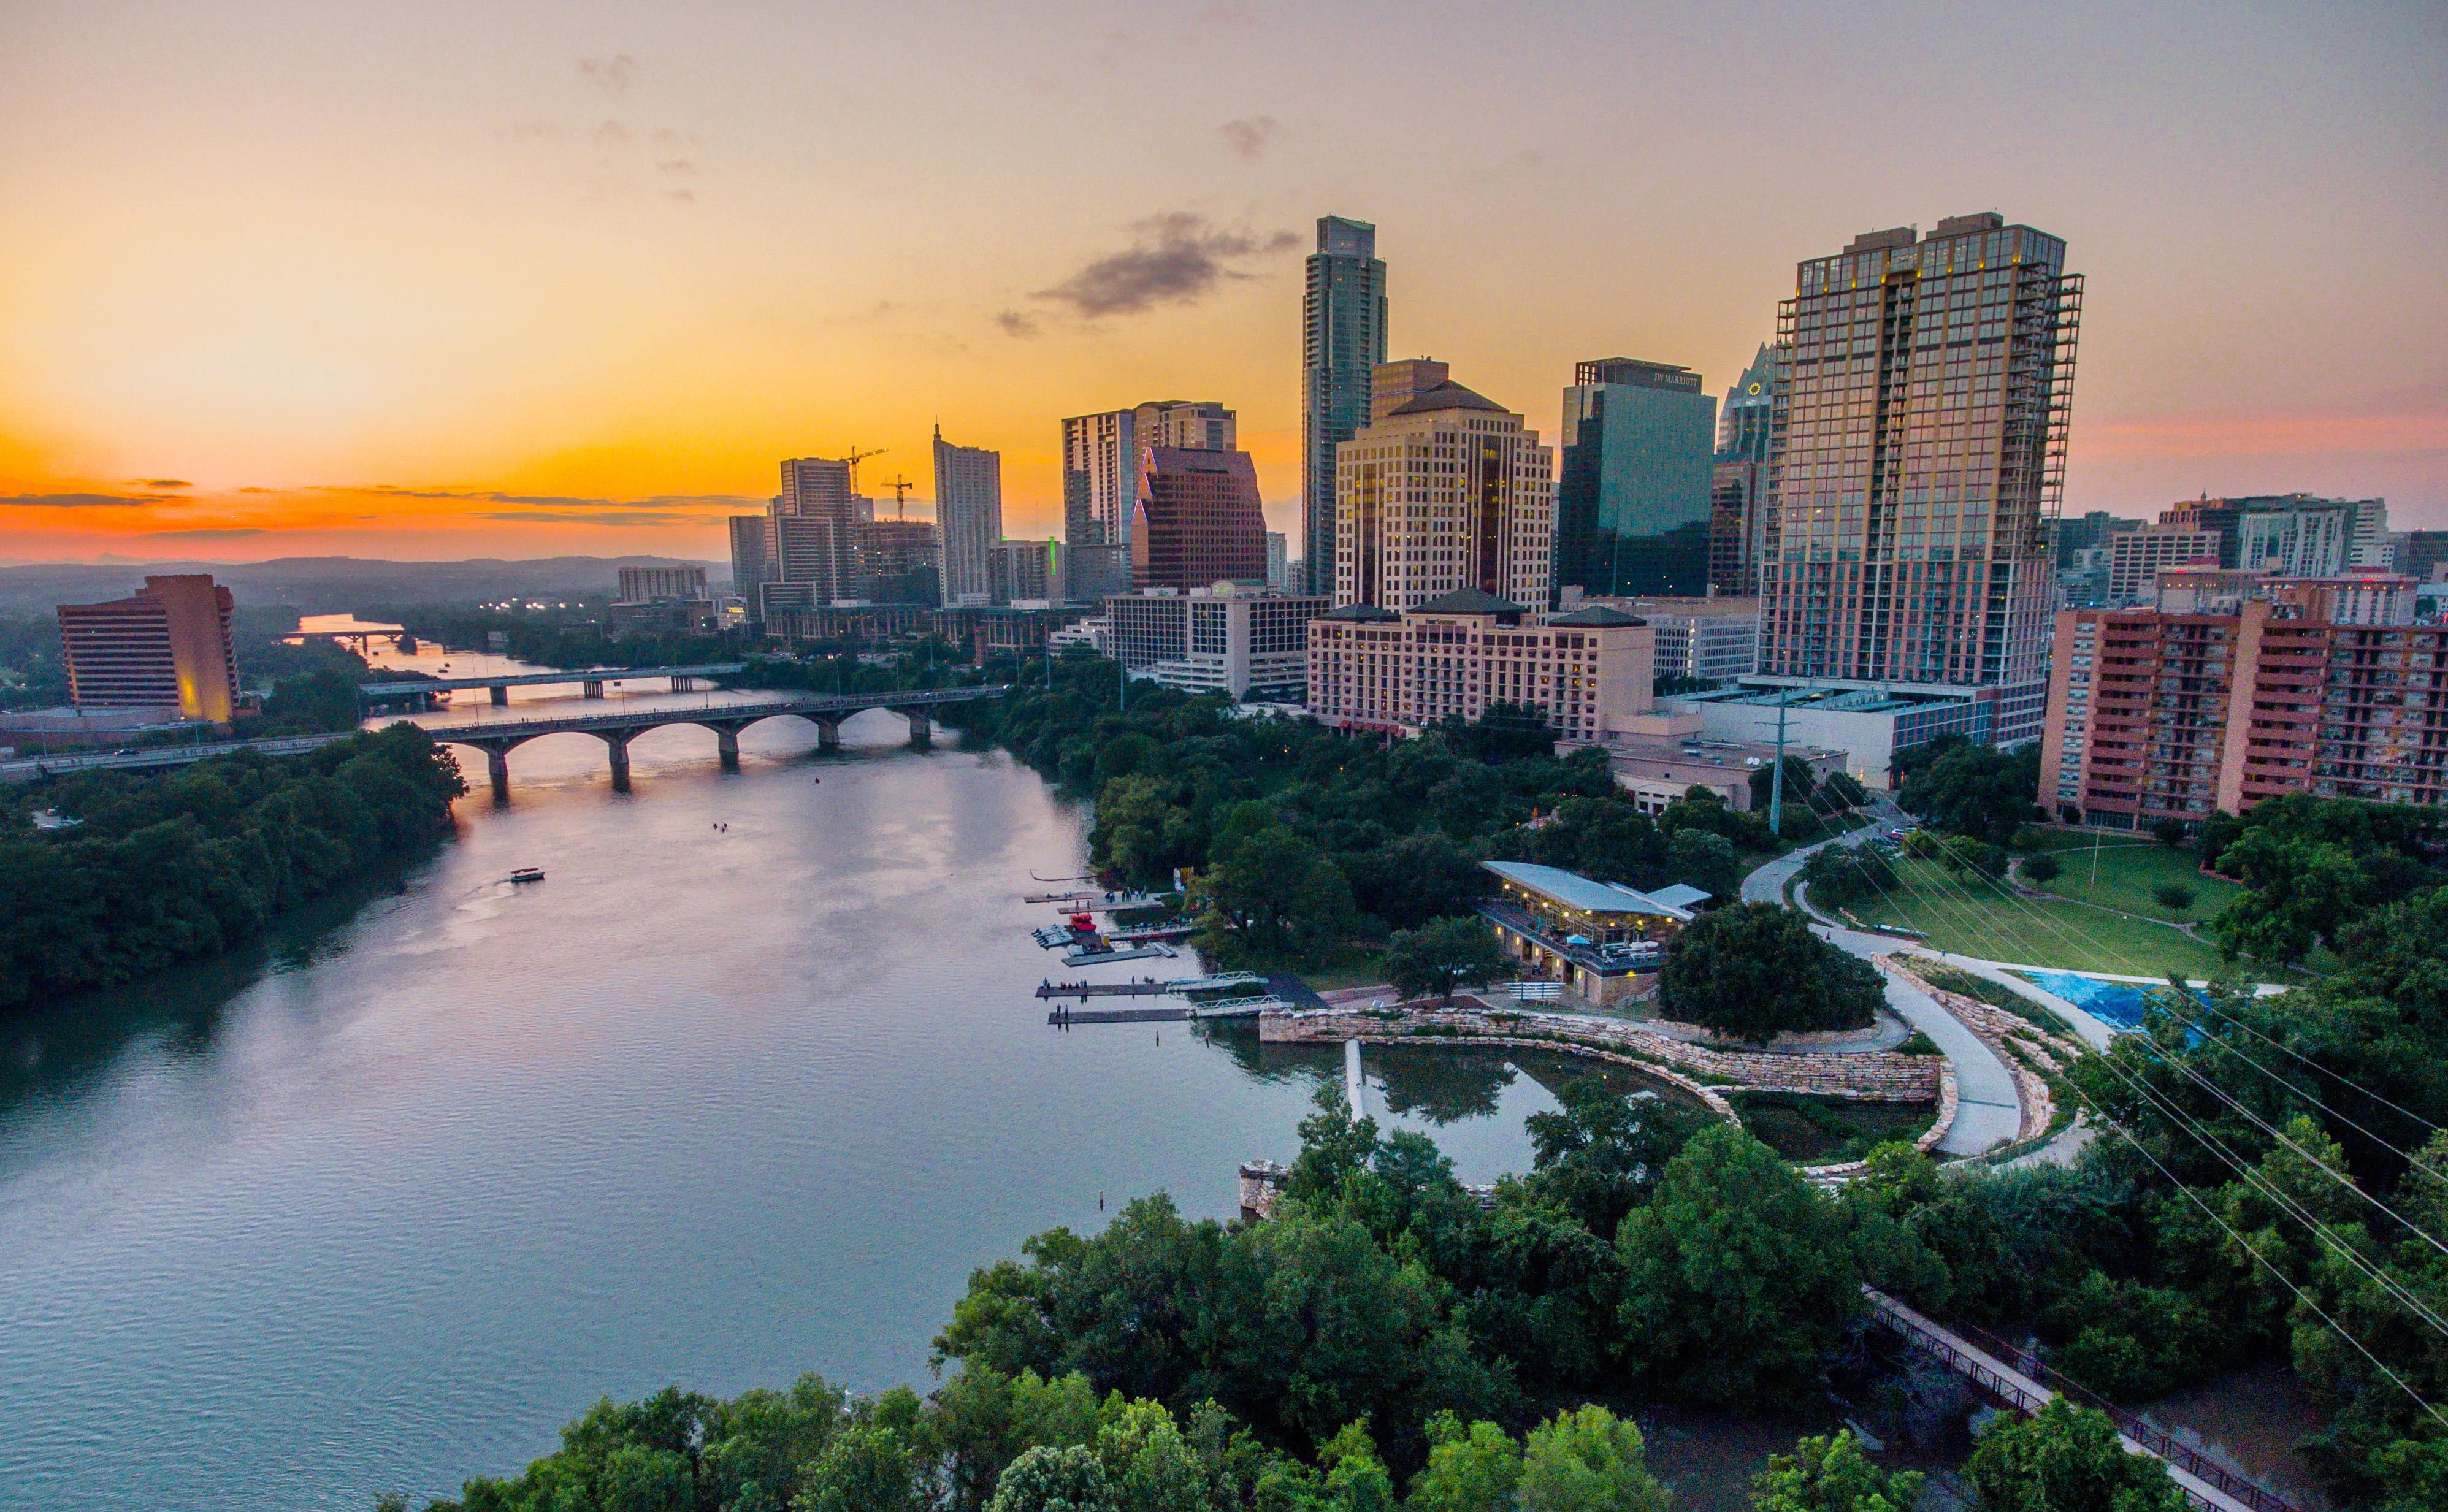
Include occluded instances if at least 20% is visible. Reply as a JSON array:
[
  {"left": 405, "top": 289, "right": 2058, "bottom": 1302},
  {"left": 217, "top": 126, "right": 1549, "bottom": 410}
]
[
  {"left": 1839, "top": 855, "right": 2253, "bottom": 980},
  {"left": 2020, "top": 834, "right": 2246, "bottom": 925}
]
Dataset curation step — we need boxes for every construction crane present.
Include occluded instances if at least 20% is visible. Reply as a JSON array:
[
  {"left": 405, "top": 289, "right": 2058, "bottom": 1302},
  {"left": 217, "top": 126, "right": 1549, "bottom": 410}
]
[
  {"left": 880, "top": 473, "right": 918, "bottom": 520},
  {"left": 843, "top": 445, "right": 886, "bottom": 495}
]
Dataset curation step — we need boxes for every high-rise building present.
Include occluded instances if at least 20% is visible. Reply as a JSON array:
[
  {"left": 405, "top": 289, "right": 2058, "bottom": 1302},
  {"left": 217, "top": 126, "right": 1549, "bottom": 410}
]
[
  {"left": 728, "top": 515, "right": 777, "bottom": 596},
  {"left": 1266, "top": 532, "right": 1288, "bottom": 591},
  {"left": 2055, "top": 508, "right": 2144, "bottom": 567},
  {"left": 2041, "top": 603, "right": 2448, "bottom": 824},
  {"left": 1759, "top": 212, "right": 2083, "bottom": 747},
  {"left": 2401, "top": 529, "right": 2448, "bottom": 581},
  {"left": 2157, "top": 497, "right": 2251, "bottom": 568},
  {"left": 1709, "top": 344, "right": 1777, "bottom": 595},
  {"left": 990, "top": 540, "right": 1063, "bottom": 605},
  {"left": 2236, "top": 495, "right": 2390, "bottom": 576},
  {"left": 1106, "top": 584, "right": 1329, "bottom": 700},
  {"left": 618, "top": 565, "right": 707, "bottom": 602},
  {"left": 1302, "top": 216, "right": 1388, "bottom": 595},
  {"left": 933, "top": 426, "right": 1004, "bottom": 606},
  {"left": 1333, "top": 368, "right": 1554, "bottom": 613},
  {"left": 56, "top": 573, "right": 240, "bottom": 722},
  {"left": 1063, "top": 544, "right": 1131, "bottom": 604},
  {"left": 1132, "top": 446, "right": 1268, "bottom": 592},
  {"left": 1061, "top": 401, "right": 1237, "bottom": 548},
  {"left": 1554, "top": 357, "right": 1718, "bottom": 600},
  {"left": 863, "top": 519, "right": 942, "bottom": 603},
  {"left": 780, "top": 457, "right": 857, "bottom": 520},
  {"left": 2106, "top": 525, "right": 2220, "bottom": 605}
]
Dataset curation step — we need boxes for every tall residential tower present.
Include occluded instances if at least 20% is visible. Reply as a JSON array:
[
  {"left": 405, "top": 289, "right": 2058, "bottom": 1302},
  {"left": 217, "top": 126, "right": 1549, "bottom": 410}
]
[
  {"left": 1759, "top": 212, "right": 2081, "bottom": 746},
  {"left": 1302, "top": 216, "right": 1387, "bottom": 595},
  {"left": 933, "top": 427, "right": 1004, "bottom": 606}
]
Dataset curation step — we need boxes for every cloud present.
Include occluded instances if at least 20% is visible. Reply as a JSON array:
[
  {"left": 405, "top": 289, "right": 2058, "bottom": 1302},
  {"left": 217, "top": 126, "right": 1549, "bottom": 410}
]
[
  {"left": 1218, "top": 116, "right": 1281, "bottom": 161},
  {"left": 143, "top": 527, "right": 266, "bottom": 540},
  {"left": 579, "top": 55, "right": 637, "bottom": 95},
  {"left": 1, "top": 491, "right": 169, "bottom": 508},
  {"left": 593, "top": 119, "right": 629, "bottom": 145},
  {"left": 1032, "top": 213, "right": 1299, "bottom": 318},
  {"left": 474, "top": 510, "right": 699, "bottom": 527},
  {"left": 657, "top": 159, "right": 695, "bottom": 175},
  {"left": 995, "top": 310, "right": 1041, "bottom": 338},
  {"left": 237, "top": 486, "right": 278, "bottom": 494},
  {"left": 327, "top": 486, "right": 754, "bottom": 511},
  {"left": 132, "top": 478, "right": 193, "bottom": 488},
  {"left": 665, "top": 189, "right": 695, "bottom": 204},
  {"left": 507, "top": 120, "right": 559, "bottom": 140}
]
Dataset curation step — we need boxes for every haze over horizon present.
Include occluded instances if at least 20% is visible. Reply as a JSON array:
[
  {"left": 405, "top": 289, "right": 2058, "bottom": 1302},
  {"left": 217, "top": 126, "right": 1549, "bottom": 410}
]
[{"left": 4, "top": 0, "right": 2442, "bottom": 565}]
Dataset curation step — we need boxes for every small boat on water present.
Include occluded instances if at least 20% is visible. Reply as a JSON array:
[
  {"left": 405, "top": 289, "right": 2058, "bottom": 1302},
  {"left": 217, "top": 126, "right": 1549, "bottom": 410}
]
[{"left": 509, "top": 867, "right": 545, "bottom": 884}]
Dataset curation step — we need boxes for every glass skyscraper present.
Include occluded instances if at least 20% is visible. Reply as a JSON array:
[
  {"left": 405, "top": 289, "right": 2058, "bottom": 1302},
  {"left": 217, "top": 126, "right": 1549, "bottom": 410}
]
[
  {"left": 1759, "top": 212, "right": 2082, "bottom": 747},
  {"left": 1710, "top": 343, "right": 1777, "bottom": 595},
  {"left": 1302, "top": 216, "right": 1386, "bottom": 595},
  {"left": 1553, "top": 358, "right": 1717, "bottom": 599}
]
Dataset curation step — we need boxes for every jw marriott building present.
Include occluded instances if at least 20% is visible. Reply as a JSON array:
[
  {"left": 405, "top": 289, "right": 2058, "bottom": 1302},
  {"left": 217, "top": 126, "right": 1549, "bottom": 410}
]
[{"left": 1759, "top": 212, "right": 2081, "bottom": 746}]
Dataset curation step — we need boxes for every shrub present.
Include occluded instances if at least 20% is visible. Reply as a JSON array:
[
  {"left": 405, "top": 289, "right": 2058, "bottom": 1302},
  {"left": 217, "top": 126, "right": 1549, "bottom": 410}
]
[
  {"left": 2152, "top": 882, "right": 2196, "bottom": 912},
  {"left": 2020, "top": 852, "right": 2062, "bottom": 885},
  {"left": 2149, "top": 817, "right": 2189, "bottom": 847}
]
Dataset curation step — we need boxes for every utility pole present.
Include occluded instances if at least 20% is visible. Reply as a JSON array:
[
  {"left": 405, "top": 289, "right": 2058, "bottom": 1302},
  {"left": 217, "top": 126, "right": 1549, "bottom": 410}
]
[{"left": 1769, "top": 684, "right": 1792, "bottom": 838}]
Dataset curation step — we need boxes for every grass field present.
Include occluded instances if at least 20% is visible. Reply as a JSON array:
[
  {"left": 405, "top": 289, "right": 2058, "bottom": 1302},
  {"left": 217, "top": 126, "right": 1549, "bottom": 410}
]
[
  {"left": 1841, "top": 855, "right": 2256, "bottom": 980},
  {"left": 2021, "top": 834, "right": 2246, "bottom": 925}
]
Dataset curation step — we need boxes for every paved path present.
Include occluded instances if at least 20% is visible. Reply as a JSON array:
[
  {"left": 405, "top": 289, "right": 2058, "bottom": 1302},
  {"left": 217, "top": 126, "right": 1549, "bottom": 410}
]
[{"left": 1742, "top": 808, "right": 2022, "bottom": 1158}]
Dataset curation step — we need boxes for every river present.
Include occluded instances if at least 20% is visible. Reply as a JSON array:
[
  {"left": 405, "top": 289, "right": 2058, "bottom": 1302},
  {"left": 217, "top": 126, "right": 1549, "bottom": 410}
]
[{"left": 0, "top": 631, "right": 1696, "bottom": 1510}]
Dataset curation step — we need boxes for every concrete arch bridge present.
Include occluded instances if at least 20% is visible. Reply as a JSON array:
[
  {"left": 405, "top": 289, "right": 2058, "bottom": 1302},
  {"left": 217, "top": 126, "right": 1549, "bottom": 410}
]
[{"left": 432, "top": 685, "right": 1006, "bottom": 800}]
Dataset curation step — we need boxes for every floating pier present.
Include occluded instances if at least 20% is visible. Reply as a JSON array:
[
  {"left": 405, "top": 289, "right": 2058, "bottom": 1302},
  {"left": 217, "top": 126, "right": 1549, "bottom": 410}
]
[
  {"left": 1034, "top": 971, "right": 1266, "bottom": 1001},
  {"left": 1046, "top": 995, "right": 1283, "bottom": 1026},
  {"left": 1060, "top": 944, "right": 1177, "bottom": 967}
]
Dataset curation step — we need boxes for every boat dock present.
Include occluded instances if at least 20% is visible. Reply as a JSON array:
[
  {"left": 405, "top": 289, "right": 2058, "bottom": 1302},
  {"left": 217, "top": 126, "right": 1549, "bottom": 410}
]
[
  {"left": 1024, "top": 889, "right": 1164, "bottom": 909},
  {"left": 1060, "top": 944, "right": 1177, "bottom": 966},
  {"left": 1047, "top": 995, "right": 1284, "bottom": 1025},
  {"left": 1035, "top": 972, "right": 1266, "bottom": 1001}
]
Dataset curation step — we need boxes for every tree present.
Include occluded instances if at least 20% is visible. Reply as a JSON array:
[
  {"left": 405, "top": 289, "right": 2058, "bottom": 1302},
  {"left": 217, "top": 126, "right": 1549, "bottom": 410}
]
[
  {"left": 2151, "top": 882, "right": 2194, "bottom": 912},
  {"left": 1800, "top": 846, "right": 1896, "bottom": 909},
  {"left": 2020, "top": 852, "right": 2062, "bottom": 886},
  {"left": 1192, "top": 808, "right": 1356, "bottom": 964},
  {"left": 1656, "top": 903, "right": 1886, "bottom": 1044},
  {"left": 1751, "top": 1429, "right": 1922, "bottom": 1512},
  {"left": 1525, "top": 1081, "right": 1705, "bottom": 1239},
  {"left": 1962, "top": 1400, "right": 2187, "bottom": 1512},
  {"left": 1515, "top": 1405, "right": 1668, "bottom": 1512},
  {"left": 1407, "top": 1413, "right": 1522, "bottom": 1512},
  {"left": 1818, "top": 771, "right": 1870, "bottom": 813},
  {"left": 987, "top": 1445, "right": 1114, "bottom": 1512},
  {"left": 798, "top": 1422, "right": 920, "bottom": 1512},
  {"left": 1343, "top": 832, "right": 1486, "bottom": 931},
  {"left": 1383, "top": 917, "right": 1514, "bottom": 1004},
  {"left": 1664, "top": 827, "right": 1741, "bottom": 904},
  {"left": 1616, "top": 1126, "right": 1867, "bottom": 1405},
  {"left": 2149, "top": 817, "right": 2189, "bottom": 847},
  {"left": 1750, "top": 757, "right": 1820, "bottom": 814},
  {"left": 1898, "top": 741, "right": 2041, "bottom": 846}
]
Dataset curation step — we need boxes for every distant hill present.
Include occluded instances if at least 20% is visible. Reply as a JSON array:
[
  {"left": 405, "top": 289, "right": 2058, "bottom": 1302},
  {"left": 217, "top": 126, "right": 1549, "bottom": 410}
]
[{"left": 0, "top": 555, "right": 729, "bottom": 616}]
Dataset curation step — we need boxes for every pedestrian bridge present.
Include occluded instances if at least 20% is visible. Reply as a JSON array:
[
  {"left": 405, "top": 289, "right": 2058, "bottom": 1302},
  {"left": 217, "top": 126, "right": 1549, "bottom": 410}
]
[
  {"left": 360, "top": 663, "right": 746, "bottom": 707},
  {"left": 421, "top": 685, "right": 1008, "bottom": 800}
]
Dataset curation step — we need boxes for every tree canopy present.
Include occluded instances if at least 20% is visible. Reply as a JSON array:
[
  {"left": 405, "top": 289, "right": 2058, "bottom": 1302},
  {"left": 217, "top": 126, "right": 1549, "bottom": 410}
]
[{"left": 1656, "top": 903, "right": 1886, "bottom": 1043}]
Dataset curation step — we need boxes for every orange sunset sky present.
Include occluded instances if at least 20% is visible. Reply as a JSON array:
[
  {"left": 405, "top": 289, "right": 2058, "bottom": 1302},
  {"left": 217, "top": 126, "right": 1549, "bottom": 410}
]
[{"left": 2, "top": 1, "right": 2442, "bottom": 565}]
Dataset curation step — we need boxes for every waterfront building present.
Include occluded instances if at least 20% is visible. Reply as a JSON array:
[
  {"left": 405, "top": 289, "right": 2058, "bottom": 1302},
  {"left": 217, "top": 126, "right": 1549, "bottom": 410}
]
[
  {"left": 2041, "top": 603, "right": 2448, "bottom": 825},
  {"left": 1332, "top": 367, "right": 1555, "bottom": 613},
  {"left": 1478, "top": 860, "right": 1699, "bottom": 1007},
  {"left": 727, "top": 515, "right": 776, "bottom": 596},
  {"left": 1554, "top": 357, "right": 1717, "bottom": 599},
  {"left": 1106, "top": 585, "right": 1328, "bottom": 700},
  {"left": 2106, "top": 524, "right": 2220, "bottom": 606},
  {"left": 1709, "top": 343, "right": 1777, "bottom": 595},
  {"left": 56, "top": 573, "right": 239, "bottom": 722},
  {"left": 1131, "top": 446, "right": 1268, "bottom": 592},
  {"left": 933, "top": 426, "right": 1004, "bottom": 606},
  {"left": 1302, "top": 215, "right": 1388, "bottom": 595},
  {"left": 1760, "top": 212, "right": 2083, "bottom": 748},
  {"left": 1062, "top": 400, "right": 1237, "bottom": 548},
  {"left": 990, "top": 539, "right": 1062, "bottom": 605},
  {"left": 618, "top": 565, "right": 707, "bottom": 602},
  {"left": 1304, "top": 589, "right": 1652, "bottom": 743}
]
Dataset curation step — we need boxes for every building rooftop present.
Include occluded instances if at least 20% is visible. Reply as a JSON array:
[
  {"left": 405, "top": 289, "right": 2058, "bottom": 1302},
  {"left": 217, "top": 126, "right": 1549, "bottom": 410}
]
[
  {"left": 1482, "top": 860, "right": 1695, "bottom": 922},
  {"left": 1385, "top": 380, "right": 1510, "bottom": 418},
  {"left": 1412, "top": 587, "right": 1527, "bottom": 616},
  {"left": 1321, "top": 603, "right": 1401, "bottom": 622},
  {"left": 1545, "top": 605, "right": 1645, "bottom": 627}
]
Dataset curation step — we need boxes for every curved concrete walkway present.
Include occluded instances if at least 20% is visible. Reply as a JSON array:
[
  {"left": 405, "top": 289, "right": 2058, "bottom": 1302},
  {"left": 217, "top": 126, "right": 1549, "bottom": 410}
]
[{"left": 1741, "top": 809, "right": 2022, "bottom": 1158}]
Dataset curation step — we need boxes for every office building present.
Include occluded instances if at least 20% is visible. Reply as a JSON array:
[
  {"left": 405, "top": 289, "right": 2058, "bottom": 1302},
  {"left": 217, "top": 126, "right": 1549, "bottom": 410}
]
[
  {"left": 728, "top": 515, "right": 776, "bottom": 596},
  {"left": 1305, "top": 589, "right": 1653, "bottom": 743},
  {"left": 1061, "top": 401, "right": 1237, "bottom": 548},
  {"left": 1302, "top": 215, "right": 1388, "bottom": 594},
  {"left": 2236, "top": 495, "right": 2390, "bottom": 577},
  {"left": 1658, "top": 680, "right": 1992, "bottom": 789},
  {"left": 1107, "top": 585, "right": 1328, "bottom": 700},
  {"left": 1555, "top": 357, "right": 1717, "bottom": 598},
  {"left": 2041, "top": 603, "right": 2448, "bottom": 825},
  {"left": 779, "top": 457, "right": 857, "bottom": 521},
  {"left": 1131, "top": 446, "right": 1268, "bottom": 592},
  {"left": 2056, "top": 509, "right": 2144, "bottom": 567},
  {"left": 618, "top": 565, "right": 707, "bottom": 602},
  {"left": 862, "top": 519, "right": 942, "bottom": 603},
  {"left": 1063, "top": 544, "right": 1131, "bottom": 604},
  {"left": 1759, "top": 212, "right": 2083, "bottom": 747},
  {"left": 1266, "top": 532, "right": 1289, "bottom": 591},
  {"left": 1710, "top": 343, "right": 1777, "bottom": 595},
  {"left": 2106, "top": 525, "right": 2220, "bottom": 605},
  {"left": 1333, "top": 367, "right": 1555, "bottom": 613},
  {"left": 1585, "top": 596, "right": 1762, "bottom": 683},
  {"left": 2059, "top": 544, "right": 2114, "bottom": 608},
  {"left": 933, "top": 426, "right": 1003, "bottom": 606},
  {"left": 2157, "top": 497, "right": 2250, "bottom": 568},
  {"left": 2154, "top": 565, "right": 2419, "bottom": 626},
  {"left": 2401, "top": 529, "right": 2448, "bottom": 581},
  {"left": 990, "top": 540, "right": 1062, "bottom": 605},
  {"left": 1594, "top": 728, "right": 1848, "bottom": 816},
  {"left": 56, "top": 573, "right": 240, "bottom": 722}
]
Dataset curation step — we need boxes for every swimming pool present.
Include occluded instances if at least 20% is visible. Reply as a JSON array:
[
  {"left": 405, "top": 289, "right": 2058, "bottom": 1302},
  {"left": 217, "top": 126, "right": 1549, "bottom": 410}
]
[{"left": 2012, "top": 970, "right": 2160, "bottom": 1031}]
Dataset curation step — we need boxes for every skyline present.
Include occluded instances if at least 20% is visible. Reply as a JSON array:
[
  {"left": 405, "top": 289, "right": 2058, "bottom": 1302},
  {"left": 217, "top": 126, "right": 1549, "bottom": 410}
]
[{"left": 3, "top": 0, "right": 2443, "bottom": 564}]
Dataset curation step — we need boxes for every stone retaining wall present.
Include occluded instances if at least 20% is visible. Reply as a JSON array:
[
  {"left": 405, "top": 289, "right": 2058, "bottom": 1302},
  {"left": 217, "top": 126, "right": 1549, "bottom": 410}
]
[
  {"left": 1259, "top": 1006, "right": 1940, "bottom": 1102},
  {"left": 1883, "top": 961, "right": 2091, "bottom": 1143}
]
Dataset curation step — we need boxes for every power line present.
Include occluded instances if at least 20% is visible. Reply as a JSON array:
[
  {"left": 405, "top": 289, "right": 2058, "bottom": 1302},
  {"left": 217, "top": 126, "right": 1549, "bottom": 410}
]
[{"left": 2184, "top": 991, "right": 2446, "bottom": 1140}]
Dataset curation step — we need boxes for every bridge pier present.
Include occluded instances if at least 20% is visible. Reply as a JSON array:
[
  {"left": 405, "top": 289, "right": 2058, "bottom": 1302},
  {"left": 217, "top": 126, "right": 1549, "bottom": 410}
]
[
  {"left": 715, "top": 726, "right": 741, "bottom": 771},
  {"left": 489, "top": 684, "right": 509, "bottom": 706},
  {"left": 486, "top": 747, "right": 510, "bottom": 804},
  {"left": 582, "top": 679, "right": 606, "bottom": 698},
  {"left": 814, "top": 717, "right": 841, "bottom": 752},
  {"left": 671, "top": 674, "right": 696, "bottom": 692},
  {"left": 903, "top": 709, "right": 931, "bottom": 749},
  {"left": 603, "top": 731, "right": 634, "bottom": 792}
]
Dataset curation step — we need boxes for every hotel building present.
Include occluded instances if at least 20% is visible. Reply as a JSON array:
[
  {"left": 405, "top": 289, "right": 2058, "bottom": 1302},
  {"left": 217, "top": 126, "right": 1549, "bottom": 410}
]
[
  {"left": 56, "top": 573, "right": 240, "bottom": 722},
  {"left": 1305, "top": 589, "right": 1653, "bottom": 743}
]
